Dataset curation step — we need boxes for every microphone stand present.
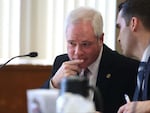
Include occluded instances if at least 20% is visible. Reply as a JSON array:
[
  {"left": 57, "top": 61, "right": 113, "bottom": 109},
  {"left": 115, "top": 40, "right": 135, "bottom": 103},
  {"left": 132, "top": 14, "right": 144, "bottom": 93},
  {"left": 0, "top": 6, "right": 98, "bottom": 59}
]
[{"left": 0, "top": 52, "right": 38, "bottom": 69}]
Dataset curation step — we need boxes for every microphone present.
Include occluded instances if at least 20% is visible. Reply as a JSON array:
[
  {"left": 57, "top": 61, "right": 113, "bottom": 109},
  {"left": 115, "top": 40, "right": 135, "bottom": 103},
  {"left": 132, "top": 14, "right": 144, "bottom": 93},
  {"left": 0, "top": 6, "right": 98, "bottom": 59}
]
[{"left": 0, "top": 52, "right": 38, "bottom": 69}]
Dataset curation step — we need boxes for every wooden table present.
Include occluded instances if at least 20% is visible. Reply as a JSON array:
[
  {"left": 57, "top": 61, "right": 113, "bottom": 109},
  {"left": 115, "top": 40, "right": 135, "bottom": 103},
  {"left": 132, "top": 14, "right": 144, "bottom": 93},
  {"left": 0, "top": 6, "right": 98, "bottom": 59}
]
[{"left": 0, "top": 64, "right": 52, "bottom": 113}]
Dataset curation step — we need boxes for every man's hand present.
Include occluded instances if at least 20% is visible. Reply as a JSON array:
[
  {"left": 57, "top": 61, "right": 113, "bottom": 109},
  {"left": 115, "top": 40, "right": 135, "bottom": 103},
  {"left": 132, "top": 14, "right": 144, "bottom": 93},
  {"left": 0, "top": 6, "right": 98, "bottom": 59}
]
[
  {"left": 51, "top": 59, "right": 83, "bottom": 88},
  {"left": 117, "top": 100, "right": 150, "bottom": 113}
]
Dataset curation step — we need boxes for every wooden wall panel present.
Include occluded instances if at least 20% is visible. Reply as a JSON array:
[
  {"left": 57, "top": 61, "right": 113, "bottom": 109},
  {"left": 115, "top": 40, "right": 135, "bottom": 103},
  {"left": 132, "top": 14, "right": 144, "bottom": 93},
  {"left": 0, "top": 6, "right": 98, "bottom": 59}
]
[{"left": 0, "top": 64, "right": 52, "bottom": 113}]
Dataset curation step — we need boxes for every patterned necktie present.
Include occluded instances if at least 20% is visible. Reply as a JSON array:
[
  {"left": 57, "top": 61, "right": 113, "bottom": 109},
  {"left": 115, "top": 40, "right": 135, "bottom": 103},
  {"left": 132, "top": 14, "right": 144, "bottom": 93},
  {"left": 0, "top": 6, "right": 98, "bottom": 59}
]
[
  {"left": 83, "top": 68, "right": 90, "bottom": 78},
  {"left": 79, "top": 68, "right": 90, "bottom": 78},
  {"left": 142, "top": 56, "right": 150, "bottom": 100},
  {"left": 133, "top": 61, "right": 147, "bottom": 101}
]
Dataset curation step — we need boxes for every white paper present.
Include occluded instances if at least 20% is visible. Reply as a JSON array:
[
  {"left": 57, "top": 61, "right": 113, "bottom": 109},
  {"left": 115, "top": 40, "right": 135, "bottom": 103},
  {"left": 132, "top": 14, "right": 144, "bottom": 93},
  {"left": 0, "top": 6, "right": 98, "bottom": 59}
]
[{"left": 27, "top": 89, "right": 59, "bottom": 113}]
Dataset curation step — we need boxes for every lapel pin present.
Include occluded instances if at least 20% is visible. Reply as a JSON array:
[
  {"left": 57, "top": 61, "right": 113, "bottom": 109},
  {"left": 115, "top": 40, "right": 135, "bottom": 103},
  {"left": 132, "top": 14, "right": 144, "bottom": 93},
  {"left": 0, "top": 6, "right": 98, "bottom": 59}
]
[{"left": 106, "top": 73, "right": 111, "bottom": 79}]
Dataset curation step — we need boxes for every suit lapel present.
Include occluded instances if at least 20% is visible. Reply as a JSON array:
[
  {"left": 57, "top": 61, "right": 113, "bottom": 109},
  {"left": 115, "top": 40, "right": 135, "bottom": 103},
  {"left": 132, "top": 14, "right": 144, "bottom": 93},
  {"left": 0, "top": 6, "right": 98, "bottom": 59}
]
[{"left": 96, "top": 45, "right": 113, "bottom": 87}]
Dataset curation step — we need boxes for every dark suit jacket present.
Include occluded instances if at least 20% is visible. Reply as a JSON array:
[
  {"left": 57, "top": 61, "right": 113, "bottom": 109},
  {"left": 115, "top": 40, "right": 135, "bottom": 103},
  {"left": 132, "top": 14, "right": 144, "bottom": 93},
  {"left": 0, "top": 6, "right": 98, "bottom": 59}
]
[{"left": 42, "top": 44, "right": 139, "bottom": 113}]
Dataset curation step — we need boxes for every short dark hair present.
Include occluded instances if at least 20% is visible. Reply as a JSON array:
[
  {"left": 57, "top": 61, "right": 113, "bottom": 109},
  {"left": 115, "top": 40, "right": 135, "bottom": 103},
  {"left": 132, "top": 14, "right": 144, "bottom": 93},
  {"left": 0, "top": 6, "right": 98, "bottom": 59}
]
[{"left": 118, "top": 0, "right": 150, "bottom": 30}]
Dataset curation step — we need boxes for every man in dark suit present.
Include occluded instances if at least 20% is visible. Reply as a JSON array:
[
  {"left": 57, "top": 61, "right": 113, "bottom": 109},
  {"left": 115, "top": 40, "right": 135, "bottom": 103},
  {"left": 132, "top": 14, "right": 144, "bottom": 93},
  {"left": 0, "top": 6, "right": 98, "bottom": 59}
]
[
  {"left": 117, "top": 0, "right": 150, "bottom": 113},
  {"left": 42, "top": 7, "right": 139, "bottom": 113}
]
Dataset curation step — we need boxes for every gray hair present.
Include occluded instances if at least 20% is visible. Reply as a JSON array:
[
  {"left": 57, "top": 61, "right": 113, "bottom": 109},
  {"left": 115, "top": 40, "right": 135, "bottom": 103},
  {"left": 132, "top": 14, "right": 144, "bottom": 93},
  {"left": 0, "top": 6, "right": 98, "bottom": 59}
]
[{"left": 65, "top": 7, "right": 103, "bottom": 38}]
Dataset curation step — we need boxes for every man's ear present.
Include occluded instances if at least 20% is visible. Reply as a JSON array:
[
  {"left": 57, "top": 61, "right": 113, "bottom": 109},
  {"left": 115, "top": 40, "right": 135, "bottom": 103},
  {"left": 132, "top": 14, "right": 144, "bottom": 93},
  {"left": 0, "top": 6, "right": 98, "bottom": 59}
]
[
  {"left": 130, "top": 17, "right": 138, "bottom": 32},
  {"left": 98, "top": 33, "right": 104, "bottom": 46},
  {"left": 100, "top": 33, "right": 104, "bottom": 42}
]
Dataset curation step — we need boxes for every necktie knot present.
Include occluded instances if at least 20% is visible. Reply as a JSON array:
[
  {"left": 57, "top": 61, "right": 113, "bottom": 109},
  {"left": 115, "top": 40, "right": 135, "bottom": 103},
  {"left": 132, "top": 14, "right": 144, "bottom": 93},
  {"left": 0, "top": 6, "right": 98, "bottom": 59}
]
[
  {"left": 83, "top": 68, "right": 90, "bottom": 77},
  {"left": 80, "top": 68, "right": 90, "bottom": 78},
  {"left": 138, "top": 62, "right": 147, "bottom": 72},
  {"left": 138, "top": 61, "right": 147, "bottom": 83}
]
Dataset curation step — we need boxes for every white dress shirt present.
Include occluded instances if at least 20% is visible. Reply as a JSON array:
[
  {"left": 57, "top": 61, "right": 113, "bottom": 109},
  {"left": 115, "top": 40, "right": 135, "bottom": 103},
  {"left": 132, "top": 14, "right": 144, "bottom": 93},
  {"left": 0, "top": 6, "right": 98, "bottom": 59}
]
[{"left": 79, "top": 46, "right": 103, "bottom": 100}]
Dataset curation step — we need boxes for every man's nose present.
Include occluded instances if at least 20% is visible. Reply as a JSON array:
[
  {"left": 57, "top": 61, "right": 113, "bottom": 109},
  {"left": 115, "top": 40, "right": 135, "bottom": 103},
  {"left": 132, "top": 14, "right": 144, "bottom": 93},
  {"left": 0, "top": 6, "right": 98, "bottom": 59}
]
[{"left": 74, "top": 45, "right": 83, "bottom": 55}]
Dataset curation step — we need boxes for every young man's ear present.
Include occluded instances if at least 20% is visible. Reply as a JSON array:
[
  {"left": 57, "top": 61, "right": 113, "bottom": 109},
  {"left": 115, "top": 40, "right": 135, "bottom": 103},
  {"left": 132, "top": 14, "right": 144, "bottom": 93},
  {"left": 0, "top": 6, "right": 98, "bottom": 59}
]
[{"left": 130, "top": 17, "right": 139, "bottom": 32}]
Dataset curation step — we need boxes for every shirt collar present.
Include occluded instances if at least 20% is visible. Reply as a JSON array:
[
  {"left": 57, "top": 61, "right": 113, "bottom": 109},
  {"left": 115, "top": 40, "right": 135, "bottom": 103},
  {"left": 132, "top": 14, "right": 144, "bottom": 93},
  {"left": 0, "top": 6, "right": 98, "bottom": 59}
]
[
  {"left": 141, "top": 44, "right": 150, "bottom": 62},
  {"left": 87, "top": 46, "right": 103, "bottom": 75}
]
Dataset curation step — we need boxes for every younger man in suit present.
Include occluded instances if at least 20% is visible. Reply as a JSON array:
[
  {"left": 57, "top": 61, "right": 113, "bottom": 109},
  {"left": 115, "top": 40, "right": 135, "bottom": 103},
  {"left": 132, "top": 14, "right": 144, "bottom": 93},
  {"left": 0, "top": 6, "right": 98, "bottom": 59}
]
[
  {"left": 42, "top": 7, "right": 139, "bottom": 113},
  {"left": 117, "top": 0, "right": 150, "bottom": 112}
]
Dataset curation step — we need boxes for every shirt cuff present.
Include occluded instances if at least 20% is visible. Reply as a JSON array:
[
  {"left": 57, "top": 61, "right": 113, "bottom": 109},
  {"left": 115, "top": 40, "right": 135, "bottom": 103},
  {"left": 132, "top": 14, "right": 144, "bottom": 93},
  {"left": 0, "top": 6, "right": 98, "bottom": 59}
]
[{"left": 49, "top": 79, "right": 56, "bottom": 89}]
